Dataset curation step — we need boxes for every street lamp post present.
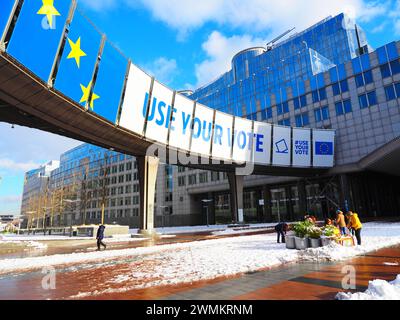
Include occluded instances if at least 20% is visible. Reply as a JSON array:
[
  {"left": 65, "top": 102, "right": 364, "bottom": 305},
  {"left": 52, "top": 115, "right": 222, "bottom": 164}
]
[{"left": 201, "top": 199, "right": 213, "bottom": 227}]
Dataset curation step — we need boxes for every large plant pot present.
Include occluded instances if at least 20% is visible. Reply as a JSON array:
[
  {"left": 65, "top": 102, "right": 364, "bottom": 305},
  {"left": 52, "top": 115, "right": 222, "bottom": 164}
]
[
  {"left": 285, "top": 236, "right": 296, "bottom": 249},
  {"left": 321, "top": 237, "right": 334, "bottom": 247},
  {"left": 308, "top": 238, "right": 321, "bottom": 248},
  {"left": 295, "top": 237, "right": 308, "bottom": 250}
]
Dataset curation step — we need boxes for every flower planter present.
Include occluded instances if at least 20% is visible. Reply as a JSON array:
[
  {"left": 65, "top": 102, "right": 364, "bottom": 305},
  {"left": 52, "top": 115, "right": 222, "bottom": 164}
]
[
  {"left": 321, "top": 237, "right": 334, "bottom": 247},
  {"left": 308, "top": 238, "right": 321, "bottom": 248},
  {"left": 285, "top": 236, "right": 296, "bottom": 249},
  {"left": 295, "top": 237, "right": 308, "bottom": 250}
]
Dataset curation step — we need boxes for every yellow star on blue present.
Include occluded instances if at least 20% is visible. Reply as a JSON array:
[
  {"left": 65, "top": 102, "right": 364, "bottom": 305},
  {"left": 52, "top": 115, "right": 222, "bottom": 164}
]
[
  {"left": 37, "top": 0, "right": 60, "bottom": 29},
  {"left": 80, "top": 81, "right": 100, "bottom": 110}
]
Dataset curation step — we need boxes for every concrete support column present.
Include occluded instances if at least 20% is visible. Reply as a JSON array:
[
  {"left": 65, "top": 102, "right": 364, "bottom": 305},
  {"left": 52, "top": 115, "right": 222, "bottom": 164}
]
[
  {"left": 297, "top": 180, "right": 307, "bottom": 218},
  {"left": 137, "top": 155, "right": 160, "bottom": 236},
  {"left": 228, "top": 173, "right": 244, "bottom": 224}
]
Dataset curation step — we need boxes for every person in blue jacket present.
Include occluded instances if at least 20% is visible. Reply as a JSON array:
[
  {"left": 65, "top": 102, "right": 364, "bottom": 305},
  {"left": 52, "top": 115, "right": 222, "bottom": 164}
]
[
  {"left": 96, "top": 225, "right": 107, "bottom": 251},
  {"left": 275, "top": 222, "right": 289, "bottom": 243}
]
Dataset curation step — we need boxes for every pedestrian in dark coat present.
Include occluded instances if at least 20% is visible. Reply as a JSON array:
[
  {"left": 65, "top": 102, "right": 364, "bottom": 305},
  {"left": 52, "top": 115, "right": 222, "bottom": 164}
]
[
  {"left": 275, "top": 222, "right": 288, "bottom": 243},
  {"left": 96, "top": 225, "right": 107, "bottom": 251}
]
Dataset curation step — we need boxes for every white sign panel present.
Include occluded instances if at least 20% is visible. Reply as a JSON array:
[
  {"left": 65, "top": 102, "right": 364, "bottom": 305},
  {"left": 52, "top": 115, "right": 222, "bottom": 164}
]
[
  {"left": 144, "top": 80, "right": 174, "bottom": 144},
  {"left": 119, "top": 63, "right": 152, "bottom": 135},
  {"left": 168, "top": 93, "right": 194, "bottom": 152},
  {"left": 313, "top": 129, "right": 335, "bottom": 167},
  {"left": 212, "top": 111, "right": 234, "bottom": 160},
  {"left": 232, "top": 117, "right": 253, "bottom": 163},
  {"left": 190, "top": 103, "right": 214, "bottom": 156},
  {"left": 292, "top": 128, "right": 311, "bottom": 167},
  {"left": 272, "top": 126, "right": 291, "bottom": 166},
  {"left": 253, "top": 122, "right": 272, "bottom": 165}
]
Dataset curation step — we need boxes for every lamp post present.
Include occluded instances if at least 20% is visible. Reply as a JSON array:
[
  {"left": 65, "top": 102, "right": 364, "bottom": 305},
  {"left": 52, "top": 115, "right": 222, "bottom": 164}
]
[{"left": 201, "top": 199, "right": 213, "bottom": 227}]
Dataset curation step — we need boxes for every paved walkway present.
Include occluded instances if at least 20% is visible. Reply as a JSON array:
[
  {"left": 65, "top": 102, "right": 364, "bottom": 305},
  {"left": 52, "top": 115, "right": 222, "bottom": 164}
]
[{"left": 0, "top": 245, "right": 399, "bottom": 300}]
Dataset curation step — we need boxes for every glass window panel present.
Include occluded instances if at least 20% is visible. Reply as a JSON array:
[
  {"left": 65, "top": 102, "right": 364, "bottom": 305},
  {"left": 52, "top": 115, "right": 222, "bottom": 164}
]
[
  {"left": 380, "top": 63, "right": 391, "bottom": 78},
  {"left": 294, "top": 98, "right": 300, "bottom": 110},
  {"left": 340, "top": 79, "right": 349, "bottom": 92},
  {"left": 386, "top": 42, "right": 399, "bottom": 60},
  {"left": 314, "top": 109, "right": 322, "bottom": 122},
  {"left": 332, "top": 83, "right": 340, "bottom": 96},
  {"left": 359, "top": 94, "right": 368, "bottom": 109},
  {"left": 312, "top": 90, "right": 319, "bottom": 103},
  {"left": 352, "top": 57, "right": 362, "bottom": 74},
  {"left": 321, "top": 106, "right": 330, "bottom": 120},
  {"left": 295, "top": 115, "right": 302, "bottom": 127},
  {"left": 338, "top": 64, "right": 347, "bottom": 80},
  {"left": 385, "top": 85, "right": 396, "bottom": 101},
  {"left": 363, "top": 70, "right": 373, "bottom": 85},
  {"left": 395, "top": 83, "right": 400, "bottom": 98},
  {"left": 360, "top": 54, "right": 371, "bottom": 71},
  {"left": 377, "top": 46, "right": 388, "bottom": 64},
  {"left": 390, "top": 59, "right": 400, "bottom": 75},
  {"left": 329, "top": 67, "right": 338, "bottom": 82},
  {"left": 343, "top": 99, "right": 352, "bottom": 113},
  {"left": 355, "top": 74, "right": 364, "bottom": 87},
  {"left": 335, "top": 101, "right": 344, "bottom": 115},
  {"left": 302, "top": 113, "right": 310, "bottom": 126},
  {"left": 367, "top": 91, "right": 377, "bottom": 106},
  {"left": 300, "top": 95, "right": 307, "bottom": 107},
  {"left": 319, "top": 88, "right": 327, "bottom": 100}
]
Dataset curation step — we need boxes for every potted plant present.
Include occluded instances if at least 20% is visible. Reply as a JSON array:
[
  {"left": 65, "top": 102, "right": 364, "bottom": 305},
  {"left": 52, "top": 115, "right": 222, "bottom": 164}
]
[
  {"left": 293, "top": 221, "right": 313, "bottom": 250},
  {"left": 321, "top": 225, "right": 337, "bottom": 246},
  {"left": 307, "top": 226, "right": 322, "bottom": 248}
]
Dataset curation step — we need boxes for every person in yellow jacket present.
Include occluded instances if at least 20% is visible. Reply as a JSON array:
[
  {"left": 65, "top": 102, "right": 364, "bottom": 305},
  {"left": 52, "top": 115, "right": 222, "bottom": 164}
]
[
  {"left": 346, "top": 211, "right": 363, "bottom": 245},
  {"left": 336, "top": 210, "right": 347, "bottom": 236}
]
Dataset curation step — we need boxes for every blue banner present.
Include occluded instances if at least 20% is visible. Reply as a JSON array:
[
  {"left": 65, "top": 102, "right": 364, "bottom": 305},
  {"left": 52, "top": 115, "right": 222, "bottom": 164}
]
[
  {"left": 91, "top": 41, "right": 128, "bottom": 123},
  {"left": 0, "top": 0, "right": 16, "bottom": 41},
  {"left": 315, "top": 141, "right": 333, "bottom": 155},
  {"left": 7, "top": 0, "right": 72, "bottom": 81},
  {"left": 54, "top": 9, "right": 102, "bottom": 109}
]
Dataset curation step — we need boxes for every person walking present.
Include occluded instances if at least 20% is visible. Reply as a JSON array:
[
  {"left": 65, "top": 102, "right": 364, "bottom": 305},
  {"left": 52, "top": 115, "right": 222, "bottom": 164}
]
[
  {"left": 336, "top": 210, "right": 347, "bottom": 236},
  {"left": 275, "top": 221, "right": 288, "bottom": 243},
  {"left": 346, "top": 211, "right": 363, "bottom": 245},
  {"left": 96, "top": 224, "right": 107, "bottom": 251}
]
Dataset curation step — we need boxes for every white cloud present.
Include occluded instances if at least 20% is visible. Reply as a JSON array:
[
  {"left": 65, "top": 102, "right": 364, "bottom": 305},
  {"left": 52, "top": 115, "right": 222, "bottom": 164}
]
[
  {"left": 0, "top": 158, "right": 40, "bottom": 173},
  {"left": 78, "top": 0, "right": 118, "bottom": 11},
  {"left": 144, "top": 57, "right": 178, "bottom": 85},
  {"left": 194, "top": 31, "right": 266, "bottom": 87}
]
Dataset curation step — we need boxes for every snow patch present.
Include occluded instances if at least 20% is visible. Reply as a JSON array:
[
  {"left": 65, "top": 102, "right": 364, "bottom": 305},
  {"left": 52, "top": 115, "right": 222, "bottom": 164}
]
[{"left": 336, "top": 275, "right": 400, "bottom": 300}]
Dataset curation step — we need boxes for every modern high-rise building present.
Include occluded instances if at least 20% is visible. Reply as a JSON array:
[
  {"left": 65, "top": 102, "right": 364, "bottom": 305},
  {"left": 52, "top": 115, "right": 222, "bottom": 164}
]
[{"left": 20, "top": 13, "right": 400, "bottom": 228}]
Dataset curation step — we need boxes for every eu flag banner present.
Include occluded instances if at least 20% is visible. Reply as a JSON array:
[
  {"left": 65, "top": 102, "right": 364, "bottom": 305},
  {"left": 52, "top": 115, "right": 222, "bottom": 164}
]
[
  {"left": 0, "top": 0, "right": 16, "bottom": 43},
  {"left": 7, "top": 0, "right": 73, "bottom": 81},
  {"left": 90, "top": 41, "right": 128, "bottom": 123},
  {"left": 313, "top": 129, "right": 335, "bottom": 167},
  {"left": 54, "top": 9, "right": 102, "bottom": 109},
  {"left": 315, "top": 142, "right": 333, "bottom": 155}
]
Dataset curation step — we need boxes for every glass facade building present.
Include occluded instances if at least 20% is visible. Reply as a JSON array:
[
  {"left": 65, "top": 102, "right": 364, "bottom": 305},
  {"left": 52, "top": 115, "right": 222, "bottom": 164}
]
[{"left": 21, "top": 13, "right": 400, "bottom": 227}]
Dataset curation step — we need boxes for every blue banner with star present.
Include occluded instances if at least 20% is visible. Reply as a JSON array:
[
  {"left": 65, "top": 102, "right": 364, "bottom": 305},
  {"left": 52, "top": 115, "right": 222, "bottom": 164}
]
[
  {"left": 0, "top": 0, "right": 16, "bottom": 41},
  {"left": 90, "top": 41, "right": 128, "bottom": 123},
  {"left": 7, "top": 0, "right": 73, "bottom": 81},
  {"left": 54, "top": 9, "right": 102, "bottom": 110}
]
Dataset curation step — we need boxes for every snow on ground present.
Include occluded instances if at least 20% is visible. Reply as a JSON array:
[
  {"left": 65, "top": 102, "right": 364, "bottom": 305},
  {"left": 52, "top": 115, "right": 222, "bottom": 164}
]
[
  {"left": 336, "top": 275, "right": 400, "bottom": 300},
  {"left": 0, "top": 240, "right": 48, "bottom": 250},
  {"left": 1, "top": 235, "right": 91, "bottom": 241},
  {"left": 129, "top": 223, "right": 277, "bottom": 235},
  {"left": 0, "top": 222, "right": 400, "bottom": 298}
]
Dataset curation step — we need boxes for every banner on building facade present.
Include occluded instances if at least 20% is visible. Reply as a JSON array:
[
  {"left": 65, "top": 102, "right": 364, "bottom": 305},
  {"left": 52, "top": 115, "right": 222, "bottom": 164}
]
[
  {"left": 292, "top": 128, "right": 311, "bottom": 167},
  {"left": 272, "top": 125, "right": 291, "bottom": 166},
  {"left": 168, "top": 93, "right": 195, "bottom": 152},
  {"left": 190, "top": 103, "right": 214, "bottom": 156},
  {"left": 118, "top": 63, "right": 152, "bottom": 136},
  {"left": 232, "top": 117, "right": 253, "bottom": 163},
  {"left": 212, "top": 111, "right": 234, "bottom": 161},
  {"left": 144, "top": 80, "right": 174, "bottom": 145},
  {"left": 253, "top": 122, "right": 272, "bottom": 165},
  {"left": 312, "top": 129, "right": 335, "bottom": 167}
]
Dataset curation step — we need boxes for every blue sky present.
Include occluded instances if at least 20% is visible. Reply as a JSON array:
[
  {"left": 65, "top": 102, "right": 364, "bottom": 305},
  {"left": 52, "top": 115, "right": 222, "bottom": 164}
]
[{"left": 1, "top": 0, "right": 400, "bottom": 215}]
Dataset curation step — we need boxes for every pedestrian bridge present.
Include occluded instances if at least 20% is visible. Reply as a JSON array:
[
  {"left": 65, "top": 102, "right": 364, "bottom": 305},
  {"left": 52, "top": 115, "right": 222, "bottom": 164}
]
[{"left": 0, "top": 0, "right": 335, "bottom": 231}]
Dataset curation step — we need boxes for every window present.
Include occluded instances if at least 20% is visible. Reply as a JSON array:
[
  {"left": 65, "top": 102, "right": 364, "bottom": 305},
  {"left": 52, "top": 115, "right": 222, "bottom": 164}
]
[
  {"left": 314, "top": 108, "right": 322, "bottom": 123},
  {"left": 178, "top": 176, "right": 186, "bottom": 187},
  {"left": 336, "top": 100, "right": 352, "bottom": 115},
  {"left": 391, "top": 59, "right": 400, "bottom": 75},
  {"left": 277, "top": 102, "right": 289, "bottom": 115},
  {"left": 380, "top": 63, "right": 391, "bottom": 78},
  {"left": 364, "top": 70, "right": 373, "bottom": 85},
  {"left": 266, "top": 107, "right": 273, "bottom": 119},
  {"left": 188, "top": 174, "right": 197, "bottom": 185},
  {"left": 293, "top": 97, "right": 300, "bottom": 110},
  {"left": 278, "top": 118, "right": 291, "bottom": 126},
  {"left": 295, "top": 113, "right": 309, "bottom": 127},
  {"left": 340, "top": 80, "right": 349, "bottom": 92},
  {"left": 211, "top": 172, "right": 220, "bottom": 182},
  {"left": 355, "top": 74, "right": 364, "bottom": 88},
  {"left": 300, "top": 95, "right": 307, "bottom": 108},
  {"left": 315, "top": 106, "right": 330, "bottom": 122},
  {"left": 385, "top": 85, "right": 396, "bottom": 101},
  {"left": 332, "top": 82, "right": 340, "bottom": 96},
  {"left": 396, "top": 83, "right": 400, "bottom": 97},
  {"left": 199, "top": 172, "right": 208, "bottom": 183},
  {"left": 312, "top": 90, "right": 319, "bottom": 103},
  {"left": 319, "top": 88, "right": 327, "bottom": 100},
  {"left": 359, "top": 91, "right": 377, "bottom": 109},
  {"left": 321, "top": 106, "right": 330, "bottom": 120}
]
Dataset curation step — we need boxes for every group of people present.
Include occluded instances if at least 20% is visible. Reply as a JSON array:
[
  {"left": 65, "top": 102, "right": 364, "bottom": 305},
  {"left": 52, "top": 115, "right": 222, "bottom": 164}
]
[
  {"left": 274, "top": 209, "right": 363, "bottom": 246},
  {"left": 329, "top": 210, "right": 363, "bottom": 245}
]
